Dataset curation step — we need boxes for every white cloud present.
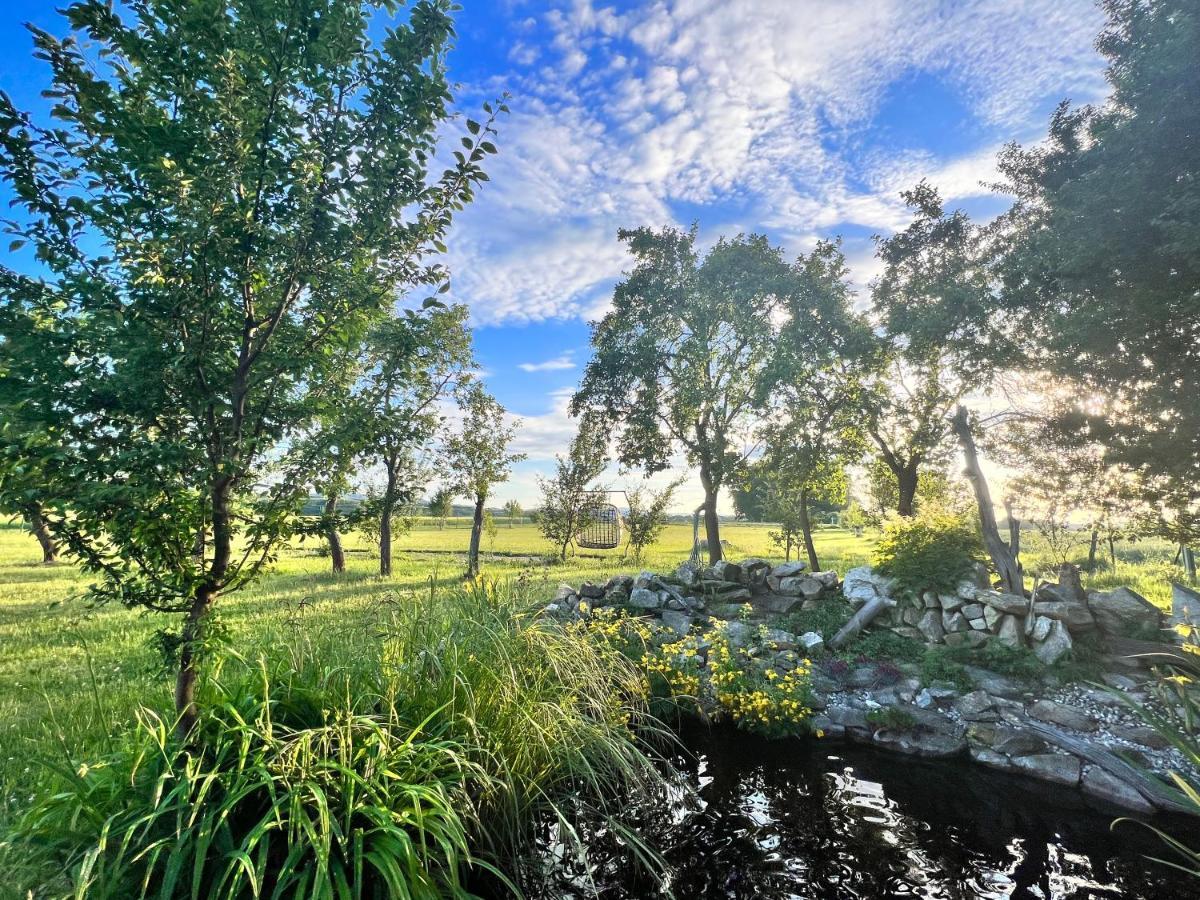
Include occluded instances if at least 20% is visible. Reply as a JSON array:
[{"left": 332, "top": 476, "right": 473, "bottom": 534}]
[
  {"left": 447, "top": 0, "right": 1106, "bottom": 323},
  {"left": 518, "top": 353, "right": 576, "bottom": 372}
]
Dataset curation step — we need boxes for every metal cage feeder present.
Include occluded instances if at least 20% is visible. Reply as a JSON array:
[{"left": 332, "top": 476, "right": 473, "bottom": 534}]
[{"left": 576, "top": 493, "right": 624, "bottom": 550}]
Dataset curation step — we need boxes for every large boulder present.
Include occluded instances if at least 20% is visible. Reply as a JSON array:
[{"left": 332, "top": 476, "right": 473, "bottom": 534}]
[
  {"left": 628, "top": 587, "right": 661, "bottom": 609},
  {"left": 842, "top": 566, "right": 895, "bottom": 607},
  {"left": 976, "top": 590, "right": 1029, "bottom": 616},
  {"left": 771, "top": 560, "right": 807, "bottom": 578},
  {"left": 1032, "top": 619, "right": 1073, "bottom": 665},
  {"left": 1088, "top": 587, "right": 1162, "bottom": 637},
  {"left": 1028, "top": 699, "right": 1097, "bottom": 732},
  {"left": 1031, "top": 600, "right": 1095, "bottom": 632},
  {"left": 1011, "top": 753, "right": 1081, "bottom": 787},
  {"left": 1081, "top": 765, "right": 1155, "bottom": 813},
  {"left": 916, "top": 609, "right": 945, "bottom": 643}
]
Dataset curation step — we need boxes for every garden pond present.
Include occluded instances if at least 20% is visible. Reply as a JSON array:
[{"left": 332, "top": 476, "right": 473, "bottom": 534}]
[{"left": 523, "top": 721, "right": 1199, "bottom": 899}]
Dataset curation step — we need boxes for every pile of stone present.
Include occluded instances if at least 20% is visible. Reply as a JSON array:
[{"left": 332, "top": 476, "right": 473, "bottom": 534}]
[
  {"left": 857, "top": 563, "right": 1167, "bottom": 665},
  {"left": 544, "top": 557, "right": 840, "bottom": 639}
]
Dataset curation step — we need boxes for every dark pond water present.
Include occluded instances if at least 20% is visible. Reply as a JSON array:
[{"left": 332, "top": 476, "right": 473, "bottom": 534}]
[{"left": 524, "top": 721, "right": 1200, "bottom": 899}]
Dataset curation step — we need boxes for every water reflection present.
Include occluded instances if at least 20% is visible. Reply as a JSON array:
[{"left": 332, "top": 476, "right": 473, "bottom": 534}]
[{"left": 525, "top": 721, "right": 1198, "bottom": 899}]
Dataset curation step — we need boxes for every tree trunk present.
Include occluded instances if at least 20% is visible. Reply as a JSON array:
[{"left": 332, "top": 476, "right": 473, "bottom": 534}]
[
  {"left": 896, "top": 462, "right": 919, "bottom": 517},
  {"left": 176, "top": 476, "right": 232, "bottom": 740},
  {"left": 24, "top": 503, "right": 57, "bottom": 564},
  {"left": 379, "top": 504, "right": 392, "bottom": 576},
  {"left": 952, "top": 406, "right": 1023, "bottom": 595},
  {"left": 1088, "top": 529, "right": 1100, "bottom": 570},
  {"left": 1108, "top": 535, "right": 1117, "bottom": 569},
  {"left": 324, "top": 494, "right": 346, "bottom": 574},
  {"left": 699, "top": 465, "right": 723, "bottom": 564},
  {"left": 467, "top": 493, "right": 485, "bottom": 578},
  {"left": 798, "top": 487, "right": 820, "bottom": 571},
  {"left": 1184, "top": 547, "right": 1197, "bottom": 582}
]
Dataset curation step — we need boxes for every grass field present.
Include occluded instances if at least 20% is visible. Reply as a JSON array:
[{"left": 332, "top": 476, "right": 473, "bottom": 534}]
[{"left": 0, "top": 516, "right": 1187, "bottom": 852}]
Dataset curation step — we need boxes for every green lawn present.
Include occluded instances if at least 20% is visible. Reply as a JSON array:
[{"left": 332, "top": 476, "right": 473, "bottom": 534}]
[{"left": 0, "top": 517, "right": 1185, "bottom": 844}]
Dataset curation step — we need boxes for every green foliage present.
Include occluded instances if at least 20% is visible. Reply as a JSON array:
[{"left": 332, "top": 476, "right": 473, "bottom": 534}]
[
  {"left": 873, "top": 508, "right": 985, "bottom": 596},
  {"left": 917, "top": 651, "right": 973, "bottom": 692},
  {"left": 943, "top": 641, "right": 1043, "bottom": 682},
  {"left": 773, "top": 599, "right": 852, "bottom": 640},
  {"left": 624, "top": 479, "right": 683, "bottom": 561},
  {"left": 842, "top": 629, "right": 926, "bottom": 664},
  {"left": 536, "top": 423, "right": 609, "bottom": 560},
  {"left": 429, "top": 487, "right": 456, "bottom": 528},
  {"left": 8, "top": 579, "right": 670, "bottom": 896},
  {"left": 866, "top": 707, "right": 917, "bottom": 731}
]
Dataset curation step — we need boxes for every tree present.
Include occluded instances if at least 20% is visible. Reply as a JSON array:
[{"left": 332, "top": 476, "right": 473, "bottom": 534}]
[
  {"left": 863, "top": 456, "right": 969, "bottom": 524},
  {"left": 572, "top": 227, "right": 788, "bottom": 563},
  {"left": 428, "top": 487, "right": 455, "bottom": 529},
  {"left": 537, "top": 424, "right": 608, "bottom": 561},
  {"left": 0, "top": 0, "right": 496, "bottom": 737},
  {"left": 760, "top": 240, "right": 875, "bottom": 570},
  {"left": 444, "top": 384, "right": 523, "bottom": 578},
  {"left": 867, "top": 183, "right": 997, "bottom": 516},
  {"left": 0, "top": 423, "right": 58, "bottom": 564},
  {"left": 503, "top": 499, "right": 522, "bottom": 527},
  {"left": 624, "top": 478, "right": 682, "bottom": 561},
  {"left": 993, "top": 0, "right": 1200, "bottom": 535},
  {"left": 357, "top": 305, "right": 474, "bottom": 576}
]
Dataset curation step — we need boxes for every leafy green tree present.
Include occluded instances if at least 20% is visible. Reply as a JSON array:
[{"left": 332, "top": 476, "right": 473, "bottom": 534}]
[
  {"left": 355, "top": 305, "right": 474, "bottom": 575},
  {"left": 444, "top": 384, "right": 524, "bottom": 578},
  {"left": 572, "top": 227, "right": 789, "bottom": 563},
  {"left": 863, "top": 456, "right": 969, "bottom": 524},
  {"left": 760, "top": 240, "right": 875, "bottom": 569},
  {"left": 0, "top": 0, "right": 496, "bottom": 736},
  {"left": 993, "top": 0, "right": 1200, "bottom": 538},
  {"left": 0, "top": 408, "right": 58, "bottom": 563},
  {"left": 623, "top": 478, "right": 682, "bottom": 561},
  {"left": 537, "top": 423, "right": 608, "bottom": 561},
  {"left": 866, "top": 183, "right": 995, "bottom": 517},
  {"left": 428, "top": 486, "right": 455, "bottom": 529},
  {"left": 503, "top": 498, "right": 522, "bottom": 527}
]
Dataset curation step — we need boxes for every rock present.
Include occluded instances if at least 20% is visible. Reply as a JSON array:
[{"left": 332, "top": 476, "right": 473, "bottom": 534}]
[
  {"left": 771, "top": 561, "right": 807, "bottom": 578},
  {"left": 554, "top": 583, "right": 576, "bottom": 603},
  {"left": 723, "top": 621, "right": 754, "bottom": 647},
  {"left": 1032, "top": 600, "right": 1096, "bottom": 632},
  {"left": 1033, "top": 620, "right": 1073, "bottom": 665},
  {"left": 707, "top": 602, "right": 747, "bottom": 620},
  {"left": 1171, "top": 581, "right": 1200, "bottom": 625},
  {"left": 774, "top": 575, "right": 824, "bottom": 598},
  {"left": 983, "top": 605, "right": 1003, "bottom": 630},
  {"left": 799, "top": 631, "right": 825, "bottom": 654},
  {"left": 955, "top": 580, "right": 980, "bottom": 601},
  {"left": 760, "top": 628, "right": 798, "bottom": 650},
  {"left": 628, "top": 587, "right": 661, "bottom": 609},
  {"left": 976, "top": 590, "right": 1028, "bottom": 615},
  {"left": 914, "top": 688, "right": 935, "bottom": 709},
  {"left": 760, "top": 594, "right": 804, "bottom": 615},
  {"left": 916, "top": 609, "right": 945, "bottom": 643},
  {"left": 1100, "top": 672, "right": 1139, "bottom": 692},
  {"left": 659, "top": 609, "right": 693, "bottom": 636},
  {"left": 847, "top": 666, "right": 880, "bottom": 689},
  {"left": 809, "top": 713, "right": 844, "bottom": 739},
  {"left": 825, "top": 705, "right": 870, "bottom": 731},
  {"left": 811, "top": 571, "right": 840, "bottom": 589},
  {"left": 1030, "top": 615, "right": 1052, "bottom": 642},
  {"left": 674, "top": 561, "right": 701, "bottom": 586},
  {"left": 939, "top": 593, "right": 965, "bottom": 612},
  {"left": 921, "top": 589, "right": 939, "bottom": 607},
  {"left": 941, "top": 610, "right": 970, "bottom": 633},
  {"left": 604, "top": 589, "right": 629, "bottom": 606},
  {"left": 709, "top": 560, "right": 744, "bottom": 584},
  {"left": 1081, "top": 765, "right": 1155, "bottom": 813},
  {"left": 1088, "top": 587, "right": 1162, "bottom": 636},
  {"left": 968, "top": 617, "right": 989, "bottom": 631},
  {"left": 738, "top": 558, "right": 772, "bottom": 584},
  {"left": 964, "top": 666, "right": 1027, "bottom": 698},
  {"left": 1011, "top": 753, "right": 1081, "bottom": 787},
  {"left": 995, "top": 614, "right": 1024, "bottom": 649},
  {"left": 892, "top": 626, "right": 925, "bottom": 642},
  {"left": 956, "top": 690, "right": 998, "bottom": 721},
  {"left": 970, "top": 747, "right": 1016, "bottom": 771},
  {"left": 873, "top": 726, "right": 967, "bottom": 759},
  {"left": 1028, "top": 699, "right": 1097, "bottom": 732},
  {"left": 1109, "top": 724, "right": 1171, "bottom": 750},
  {"left": 901, "top": 607, "right": 922, "bottom": 626},
  {"left": 842, "top": 566, "right": 895, "bottom": 607},
  {"left": 961, "top": 603, "right": 985, "bottom": 620},
  {"left": 968, "top": 723, "right": 1045, "bottom": 756},
  {"left": 944, "top": 631, "right": 988, "bottom": 649}
]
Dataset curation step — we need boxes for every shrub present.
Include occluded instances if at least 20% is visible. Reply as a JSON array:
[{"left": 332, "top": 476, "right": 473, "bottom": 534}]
[
  {"left": 942, "top": 641, "right": 1043, "bottom": 682},
  {"left": 918, "top": 650, "right": 973, "bottom": 692},
  {"left": 773, "top": 598, "right": 852, "bottom": 639},
  {"left": 841, "top": 630, "right": 925, "bottom": 664},
  {"left": 873, "top": 507, "right": 985, "bottom": 596}
]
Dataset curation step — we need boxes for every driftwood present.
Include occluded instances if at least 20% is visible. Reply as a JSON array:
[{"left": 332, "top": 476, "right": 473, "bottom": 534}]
[
  {"left": 830, "top": 596, "right": 895, "bottom": 650},
  {"left": 1020, "top": 718, "right": 1196, "bottom": 817}
]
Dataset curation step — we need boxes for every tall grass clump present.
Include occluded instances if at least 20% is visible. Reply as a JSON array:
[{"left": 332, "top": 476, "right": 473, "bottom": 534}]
[{"left": 6, "top": 579, "right": 672, "bottom": 898}]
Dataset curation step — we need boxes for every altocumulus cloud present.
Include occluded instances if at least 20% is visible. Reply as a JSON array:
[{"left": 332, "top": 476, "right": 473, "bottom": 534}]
[{"left": 518, "top": 353, "right": 577, "bottom": 373}]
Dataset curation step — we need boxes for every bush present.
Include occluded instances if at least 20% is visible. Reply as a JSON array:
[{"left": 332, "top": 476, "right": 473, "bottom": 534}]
[
  {"left": 866, "top": 707, "right": 917, "bottom": 731},
  {"left": 873, "top": 507, "right": 985, "bottom": 597},
  {"left": 773, "top": 598, "right": 852, "bottom": 639},
  {"left": 918, "top": 650, "right": 973, "bottom": 691}
]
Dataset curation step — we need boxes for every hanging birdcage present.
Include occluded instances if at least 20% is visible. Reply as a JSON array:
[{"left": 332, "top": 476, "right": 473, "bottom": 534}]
[{"left": 577, "top": 491, "right": 624, "bottom": 550}]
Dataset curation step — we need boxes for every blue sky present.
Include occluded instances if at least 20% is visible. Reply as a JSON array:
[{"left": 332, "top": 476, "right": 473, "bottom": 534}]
[{"left": 0, "top": 1, "right": 1110, "bottom": 510}]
